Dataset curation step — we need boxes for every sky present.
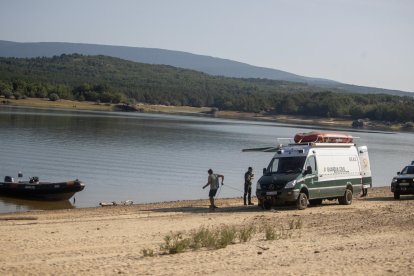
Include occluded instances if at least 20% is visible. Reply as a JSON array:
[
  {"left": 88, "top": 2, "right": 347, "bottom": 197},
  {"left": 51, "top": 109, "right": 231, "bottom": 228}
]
[{"left": 0, "top": 0, "right": 413, "bottom": 92}]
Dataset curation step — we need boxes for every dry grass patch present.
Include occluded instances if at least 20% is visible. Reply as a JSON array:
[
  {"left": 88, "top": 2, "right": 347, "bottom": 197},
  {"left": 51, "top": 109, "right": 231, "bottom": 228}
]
[{"left": 152, "top": 219, "right": 303, "bottom": 256}]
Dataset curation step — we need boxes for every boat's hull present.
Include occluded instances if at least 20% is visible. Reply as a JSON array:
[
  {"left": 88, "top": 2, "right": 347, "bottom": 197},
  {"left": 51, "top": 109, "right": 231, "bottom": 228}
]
[
  {"left": 0, "top": 180, "right": 85, "bottom": 201},
  {"left": 294, "top": 132, "right": 354, "bottom": 143}
]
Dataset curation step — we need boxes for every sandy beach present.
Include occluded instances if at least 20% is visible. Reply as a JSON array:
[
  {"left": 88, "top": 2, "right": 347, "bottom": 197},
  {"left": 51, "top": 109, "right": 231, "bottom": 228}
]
[{"left": 1, "top": 187, "right": 413, "bottom": 275}]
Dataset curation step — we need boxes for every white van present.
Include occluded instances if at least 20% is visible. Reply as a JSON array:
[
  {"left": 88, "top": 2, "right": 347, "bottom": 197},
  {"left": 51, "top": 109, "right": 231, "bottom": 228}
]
[{"left": 244, "top": 132, "right": 372, "bottom": 210}]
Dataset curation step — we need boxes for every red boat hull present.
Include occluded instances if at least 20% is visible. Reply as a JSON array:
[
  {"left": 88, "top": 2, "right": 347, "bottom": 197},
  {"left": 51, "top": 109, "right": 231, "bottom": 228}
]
[{"left": 294, "top": 132, "right": 353, "bottom": 143}]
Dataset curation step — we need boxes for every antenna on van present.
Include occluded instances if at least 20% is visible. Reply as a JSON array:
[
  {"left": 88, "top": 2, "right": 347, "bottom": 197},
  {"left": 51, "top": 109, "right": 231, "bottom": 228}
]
[
  {"left": 277, "top": 138, "right": 293, "bottom": 145},
  {"left": 242, "top": 146, "right": 279, "bottom": 152},
  {"left": 242, "top": 137, "right": 292, "bottom": 152}
]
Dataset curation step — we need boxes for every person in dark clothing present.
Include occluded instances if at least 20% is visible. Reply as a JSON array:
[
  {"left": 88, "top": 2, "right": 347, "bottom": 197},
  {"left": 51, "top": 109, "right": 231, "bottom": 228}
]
[{"left": 244, "top": 167, "right": 254, "bottom": 205}]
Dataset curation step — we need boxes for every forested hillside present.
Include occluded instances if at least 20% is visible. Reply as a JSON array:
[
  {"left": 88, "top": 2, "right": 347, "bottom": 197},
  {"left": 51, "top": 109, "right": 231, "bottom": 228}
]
[
  {"left": 0, "top": 54, "right": 413, "bottom": 123},
  {"left": 1, "top": 40, "right": 411, "bottom": 97}
]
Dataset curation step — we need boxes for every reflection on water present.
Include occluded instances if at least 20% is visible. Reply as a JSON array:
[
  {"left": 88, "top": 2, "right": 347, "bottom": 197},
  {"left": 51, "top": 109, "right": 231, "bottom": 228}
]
[
  {"left": 1, "top": 106, "right": 414, "bottom": 213},
  {"left": 0, "top": 196, "right": 74, "bottom": 212}
]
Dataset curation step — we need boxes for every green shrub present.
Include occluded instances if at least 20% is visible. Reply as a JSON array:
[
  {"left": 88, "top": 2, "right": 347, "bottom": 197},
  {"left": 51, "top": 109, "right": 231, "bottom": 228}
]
[
  {"left": 161, "top": 232, "right": 191, "bottom": 254},
  {"left": 288, "top": 218, "right": 303, "bottom": 230},
  {"left": 158, "top": 221, "right": 304, "bottom": 255},
  {"left": 264, "top": 225, "right": 280, "bottom": 241},
  {"left": 264, "top": 223, "right": 297, "bottom": 241},
  {"left": 279, "top": 227, "right": 293, "bottom": 239},
  {"left": 295, "top": 218, "right": 303, "bottom": 230},
  {"left": 48, "top": 93, "right": 60, "bottom": 101},
  {"left": 3, "top": 91, "right": 12, "bottom": 99},
  {"left": 215, "top": 225, "right": 237, "bottom": 249},
  {"left": 190, "top": 227, "right": 216, "bottom": 250},
  {"left": 141, "top": 248, "right": 154, "bottom": 257},
  {"left": 238, "top": 225, "right": 256, "bottom": 242},
  {"left": 13, "top": 92, "right": 22, "bottom": 100}
]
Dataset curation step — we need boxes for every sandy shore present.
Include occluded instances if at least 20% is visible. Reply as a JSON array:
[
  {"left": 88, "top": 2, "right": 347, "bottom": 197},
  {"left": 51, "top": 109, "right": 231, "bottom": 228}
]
[{"left": 1, "top": 187, "right": 413, "bottom": 275}]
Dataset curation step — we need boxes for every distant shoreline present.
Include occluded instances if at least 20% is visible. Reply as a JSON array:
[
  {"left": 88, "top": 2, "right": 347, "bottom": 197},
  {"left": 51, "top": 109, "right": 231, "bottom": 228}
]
[{"left": 1, "top": 97, "right": 410, "bottom": 132}]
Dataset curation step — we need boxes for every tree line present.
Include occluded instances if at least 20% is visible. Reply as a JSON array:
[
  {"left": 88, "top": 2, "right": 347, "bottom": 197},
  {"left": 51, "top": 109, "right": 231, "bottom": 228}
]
[{"left": 0, "top": 54, "right": 413, "bottom": 123}]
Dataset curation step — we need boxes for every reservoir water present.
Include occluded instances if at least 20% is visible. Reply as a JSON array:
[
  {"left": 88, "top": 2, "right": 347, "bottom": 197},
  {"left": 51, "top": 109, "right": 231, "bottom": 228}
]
[{"left": 1, "top": 106, "right": 413, "bottom": 213}]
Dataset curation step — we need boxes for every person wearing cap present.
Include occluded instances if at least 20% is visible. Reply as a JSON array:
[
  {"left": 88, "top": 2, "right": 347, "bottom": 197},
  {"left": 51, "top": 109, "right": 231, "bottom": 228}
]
[
  {"left": 202, "top": 169, "right": 224, "bottom": 209},
  {"left": 244, "top": 167, "right": 254, "bottom": 205}
]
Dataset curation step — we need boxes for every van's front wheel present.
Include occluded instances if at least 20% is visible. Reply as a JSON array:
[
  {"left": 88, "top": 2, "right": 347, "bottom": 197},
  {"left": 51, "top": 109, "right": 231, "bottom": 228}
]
[
  {"left": 339, "top": 189, "right": 353, "bottom": 205},
  {"left": 296, "top": 192, "right": 308, "bottom": 210}
]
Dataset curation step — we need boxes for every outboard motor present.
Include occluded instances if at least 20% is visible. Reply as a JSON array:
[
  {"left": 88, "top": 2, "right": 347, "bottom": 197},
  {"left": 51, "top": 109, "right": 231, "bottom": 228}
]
[
  {"left": 33, "top": 176, "right": 39, "bottom": 182},
  {"left": 4, "top": 176, "right": 14, "bottom": 182},
  {"left": 29, "top": 177, "right": 39, "bottom": 183}
]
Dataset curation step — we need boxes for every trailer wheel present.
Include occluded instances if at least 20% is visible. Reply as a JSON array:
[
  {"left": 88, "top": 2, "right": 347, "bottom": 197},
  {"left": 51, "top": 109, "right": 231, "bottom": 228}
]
[
  {"left": 394, "top": 192, "right": 400, "bottom": 200},
  {"left": 339, "top": 189, "right": 353, "bottom": 205},
  {"left": 296, "top": 192, "right": 308, "bottom": 210}
]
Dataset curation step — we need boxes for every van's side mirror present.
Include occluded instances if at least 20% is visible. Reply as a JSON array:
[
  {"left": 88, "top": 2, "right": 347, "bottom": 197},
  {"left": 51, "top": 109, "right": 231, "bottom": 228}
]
[
  {"left": 397, "top": 172, "right": 401, "bottom": 175},
  {"left": 304, "top": 166, "right": 312, "bottom": 175},
  {"left": 18, "top": 172, "right": 23, "bottom": 178},
  {"left": 263, "top": 168, "right": 266, "bottom": 175}
]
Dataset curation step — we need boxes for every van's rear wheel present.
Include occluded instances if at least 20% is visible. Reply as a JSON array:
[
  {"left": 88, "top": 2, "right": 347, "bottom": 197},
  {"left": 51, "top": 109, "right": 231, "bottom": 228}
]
[
  {"left": 339, "top": 189, "right": 353, "bottom": 205},
  {"left": 296, "top": 193, "right": 308, "bottom": 210}
]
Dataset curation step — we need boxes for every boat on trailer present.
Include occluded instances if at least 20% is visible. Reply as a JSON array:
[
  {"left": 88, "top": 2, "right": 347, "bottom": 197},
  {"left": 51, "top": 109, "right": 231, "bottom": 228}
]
[
  {"left": 0, "top": 174, "right": 85, "bottom": 201},
  {"left": 294, "top": 131, "right": 354, "bottom": 143}
]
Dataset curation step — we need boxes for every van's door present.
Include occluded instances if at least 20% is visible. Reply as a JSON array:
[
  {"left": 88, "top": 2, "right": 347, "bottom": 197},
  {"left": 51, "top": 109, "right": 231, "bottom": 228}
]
[
  {"left": 358, "top": 146, "right": 372, "bottom": 189},
  {"left": 303, "top": 155, "right": 320, "bottom": 199}
]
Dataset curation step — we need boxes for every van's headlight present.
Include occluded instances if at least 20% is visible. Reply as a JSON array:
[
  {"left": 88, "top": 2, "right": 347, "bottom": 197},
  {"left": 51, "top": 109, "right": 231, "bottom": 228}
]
[
  {"left": 392, "top": 178, "right": 398, "bottom": 183},
  {"left": 256, "top": 182, "right": 261, "bottom": 190},
  {"left": 285, "top": 180, "right": 297, "bottom": 189}
]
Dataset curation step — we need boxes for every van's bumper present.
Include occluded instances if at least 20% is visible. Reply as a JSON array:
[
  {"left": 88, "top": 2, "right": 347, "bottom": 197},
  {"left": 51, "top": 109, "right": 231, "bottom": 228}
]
[{"left": 257, "top": 189, "right": 299, "bottom": 205}]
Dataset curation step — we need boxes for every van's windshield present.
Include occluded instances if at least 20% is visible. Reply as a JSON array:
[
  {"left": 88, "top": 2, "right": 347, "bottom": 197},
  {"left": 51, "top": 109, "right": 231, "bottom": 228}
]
[{"left": 266, "top": 156, "right": 307, "bottom": 174}]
